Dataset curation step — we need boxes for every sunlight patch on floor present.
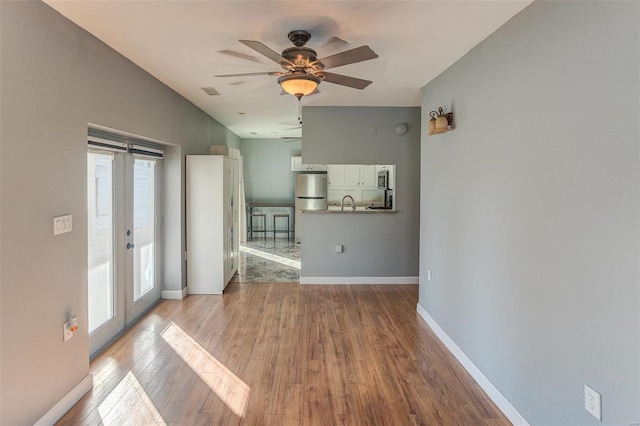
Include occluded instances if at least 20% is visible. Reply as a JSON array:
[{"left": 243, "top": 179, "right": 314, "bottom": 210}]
[
  {"left": 161, "top": 322, "right": 250, "bottom": 418},
  {"left": 240, "top": 245, "right": 301, "bottom": 269},
  {"left": 98, "top": 371, "right": 166, "bottom": 425}
]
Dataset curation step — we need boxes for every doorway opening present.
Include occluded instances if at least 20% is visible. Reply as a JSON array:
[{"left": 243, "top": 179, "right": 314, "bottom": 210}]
[{"left": 234, "top": 238, "right": 300, "bottom": 283}]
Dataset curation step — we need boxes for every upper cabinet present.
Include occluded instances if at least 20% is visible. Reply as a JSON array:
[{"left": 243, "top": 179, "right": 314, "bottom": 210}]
[
  {"left": 360, "top": 165, "right": 377, "bottom": 187},
  {"left": 327, "top": 165, "right": 346, "bottom": 187},
  {"left": 291, "top": 156, "right": 328, "bottom": 172},
  {"left": 328, "top": 164, "right": 381, "bottom": 189},
  {"left": 341, "top": 165, "right": 376, "bottom": 188}
]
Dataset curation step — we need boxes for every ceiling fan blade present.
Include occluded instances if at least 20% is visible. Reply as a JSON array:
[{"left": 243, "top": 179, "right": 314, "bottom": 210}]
[
  {"left": 218, "top": 50, "right": 260, "bottom": 63},
  {"left": 318, "top": 45, "right": 379, "bottom": 70},
  {"left": 321, "top": 72, "right": 372, "bottom": 90},
  {"left": 239, "top": 40, "right": 292, "bottom": 66},
  {"left": 215, "top": 71, "right": 281, "bottom": 78},
  {"left": 322, "top": 36, "right": 349, "bottom": 50}
]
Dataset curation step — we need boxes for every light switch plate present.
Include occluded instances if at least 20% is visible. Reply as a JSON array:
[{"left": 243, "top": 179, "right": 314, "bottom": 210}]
[
  {"left": 584, "top": 384, "right": 602, "bottom": 420},
  {"left": 53, "top": 215, "right": 72, "bottom": 235}
]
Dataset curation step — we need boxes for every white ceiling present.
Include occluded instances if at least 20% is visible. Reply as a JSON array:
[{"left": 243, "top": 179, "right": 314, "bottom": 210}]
[{"left": 44, "top": 1, "right": 531, "bottom": 139}]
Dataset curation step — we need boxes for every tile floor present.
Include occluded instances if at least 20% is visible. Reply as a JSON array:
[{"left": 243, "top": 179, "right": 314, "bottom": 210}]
[{"left": 232, "top": 237, "right": 300, "bottom": 283}]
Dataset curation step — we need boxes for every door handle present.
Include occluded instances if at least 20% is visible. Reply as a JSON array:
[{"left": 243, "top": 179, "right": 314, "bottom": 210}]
[{"left": 127, "top": 242, "right": 135, "bottom": 250}]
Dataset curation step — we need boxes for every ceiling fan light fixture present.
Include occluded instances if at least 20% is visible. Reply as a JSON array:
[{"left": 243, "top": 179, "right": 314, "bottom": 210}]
[{"left": 278, "top": 74, "right": 320, "bottom": 99}]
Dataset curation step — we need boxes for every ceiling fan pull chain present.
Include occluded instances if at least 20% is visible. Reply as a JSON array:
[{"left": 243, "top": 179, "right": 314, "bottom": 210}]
[{"left": 298, "top": 98, "right": 303, "bottom": 124}]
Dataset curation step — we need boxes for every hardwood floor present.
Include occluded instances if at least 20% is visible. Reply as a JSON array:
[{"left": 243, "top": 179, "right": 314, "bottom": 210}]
[{"left": 57, "top": 283, "right": 509, "bottom": 425}]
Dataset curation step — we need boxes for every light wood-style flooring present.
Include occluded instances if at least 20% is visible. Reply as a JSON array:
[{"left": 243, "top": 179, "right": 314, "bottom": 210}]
[{"left": 57, "top": 283, "right": 509, "bottom": 425}]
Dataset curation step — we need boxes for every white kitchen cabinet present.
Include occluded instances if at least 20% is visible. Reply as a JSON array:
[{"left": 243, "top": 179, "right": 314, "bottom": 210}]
[
  {"left": 360, "top": 165, "right": 377, "bottom": 187},
  {"left": 344, "top": 165, "right": 360, "bottom": 187},
  {"left": 332, "top": 164, "right": 377, "bottom": 188},
  {"left": 327, "top": 165, "right": 346, "bottom": 188},
  {"left": 291, "top": 156, "right": 303, "bottom": 171},
  {"left": 327, "top": 164, "right": 382, "bottom": 206},
  {"left": 186, "top": 155, "right": 239, "bottom": 294},
  {"left": 290, "top": 156, "right": 328, "bottom": 172},
  {"left": 309, "top": 163, "right": 328, "bottom": 171}
]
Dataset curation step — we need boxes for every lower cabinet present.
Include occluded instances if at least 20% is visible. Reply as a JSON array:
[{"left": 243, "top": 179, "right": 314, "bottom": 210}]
[{"left": 186, "top": 155, "right": 239, "bottom": 294}]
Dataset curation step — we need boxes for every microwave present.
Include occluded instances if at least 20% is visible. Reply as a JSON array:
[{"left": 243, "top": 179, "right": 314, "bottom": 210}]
[{"left": 377, "top": 170, "right": 389, "bottom": 189}]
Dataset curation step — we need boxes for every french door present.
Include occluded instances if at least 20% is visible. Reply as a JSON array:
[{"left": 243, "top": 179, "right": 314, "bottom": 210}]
[{"left": 87, "top": 148, "right": 162, "bottom": 356}]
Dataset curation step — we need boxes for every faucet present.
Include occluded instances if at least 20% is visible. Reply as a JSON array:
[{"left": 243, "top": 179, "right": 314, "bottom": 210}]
[{"left": 341, "top": 195, "right": 356, "bottom": 211}]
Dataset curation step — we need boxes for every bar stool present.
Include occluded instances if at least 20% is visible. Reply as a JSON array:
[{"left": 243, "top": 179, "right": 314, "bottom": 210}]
[
  {"left": 249, "top": 213, "right": 267, "bottom": 240},
  {"left": 273, "top": 213, "right": 291, "bottom": 241}
]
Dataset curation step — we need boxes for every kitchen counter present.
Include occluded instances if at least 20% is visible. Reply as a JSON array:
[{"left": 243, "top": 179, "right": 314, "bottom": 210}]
[{"left": 303, "top": 206, "right": 396, "bottom": 214}]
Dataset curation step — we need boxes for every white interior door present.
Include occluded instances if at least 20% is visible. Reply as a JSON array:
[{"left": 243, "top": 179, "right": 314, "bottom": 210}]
[{"left": 87, "top": 150, "right": 162, "bottom": 356}]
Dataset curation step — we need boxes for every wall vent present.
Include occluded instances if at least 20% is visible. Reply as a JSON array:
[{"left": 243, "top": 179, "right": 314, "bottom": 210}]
[{"left": 201, "top": 87, "right": 220, "bottom": 96}]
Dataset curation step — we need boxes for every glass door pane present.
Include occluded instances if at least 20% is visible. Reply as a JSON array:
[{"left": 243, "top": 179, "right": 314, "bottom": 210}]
[
  {"left": 133, "top": 158, "right": 156, "bottom": 300},
  {"left": 87, "top": 152, "right": 115, "bottom": 333}
]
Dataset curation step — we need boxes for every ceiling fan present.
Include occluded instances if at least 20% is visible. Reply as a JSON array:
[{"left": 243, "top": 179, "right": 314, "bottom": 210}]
[
  {"left": 281, "top": 137, "right": 301, "bottom": 143},
  {"left": 216, "top": 30, "right": 379, "bottom": 99}
]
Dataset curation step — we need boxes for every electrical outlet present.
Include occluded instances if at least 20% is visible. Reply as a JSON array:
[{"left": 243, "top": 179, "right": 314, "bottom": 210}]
[
  {"left": 63, "top": 321, "right": 74, "bottom": 342},
  {"left": 335, "top": 244, "right": 343, "bottom": 254},
  {"left": 584, "top": 384, "right": 602, "bottom": 420},
  {"left": 63, "top": 316, "right": 78, "bottom": 342}
]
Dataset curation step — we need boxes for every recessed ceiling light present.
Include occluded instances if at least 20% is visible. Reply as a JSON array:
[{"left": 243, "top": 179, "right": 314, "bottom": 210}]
[
  {"left": 250, "top": 132, "right": 258, "bottom": 135},
  {"left": 238, "top": 112, "right": 246, "bottom": 115}
]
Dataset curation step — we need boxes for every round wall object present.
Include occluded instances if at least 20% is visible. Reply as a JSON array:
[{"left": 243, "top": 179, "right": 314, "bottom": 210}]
[{"left": 395, "top": 123, "right": 408, "bottom": 135}]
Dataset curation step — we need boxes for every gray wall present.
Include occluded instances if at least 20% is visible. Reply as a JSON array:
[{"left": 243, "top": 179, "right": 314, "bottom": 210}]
[
  {"left": 301, "top": 106, "right": 420, "bottom": 278},
  {"left": 0, "top": 2, "right": 238, "bottom": 424},
  {"left": 419, "top": 2, "right": 639, "bottom": 425},
  {"left": 240, "top": 138, "right": 301, "bottom": 203}
]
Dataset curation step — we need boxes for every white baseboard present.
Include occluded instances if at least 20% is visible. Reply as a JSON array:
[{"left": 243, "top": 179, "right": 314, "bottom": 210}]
[
  {"left": 162, "top": 287, "right": 188, "bottom": 299},
  {"left": 300, "top": 276, "right": 418, "bottom": 285},
  {"left": 416, "top": 303, "right": 530, "bottom": 426},
  {"left": 34, "top": 374, "right": 93, "bottom": 426}
]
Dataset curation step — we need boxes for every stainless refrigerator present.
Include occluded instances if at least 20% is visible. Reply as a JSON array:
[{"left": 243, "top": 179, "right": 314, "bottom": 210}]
[{"left": 295, "top": 173, "right": 327, "bottom": 243}]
